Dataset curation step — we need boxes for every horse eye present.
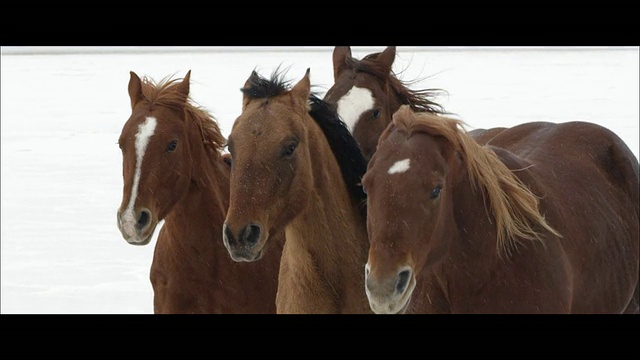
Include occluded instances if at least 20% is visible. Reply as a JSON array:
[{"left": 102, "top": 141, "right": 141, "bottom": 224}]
[
  {"left": 371, "top": 109, "right": 381, "bottom": 120},
  {"left": 430, "top": 185, "right": 442, "bottom": 199},
  {"left": 282, "top": 141, "right": 298, "bottom": 158},
  {"left": 223, "top": 154, "right": 233, "bottom": 167},
  {"left": 167, "top": 140, "right": 178, "bottom": 152}
]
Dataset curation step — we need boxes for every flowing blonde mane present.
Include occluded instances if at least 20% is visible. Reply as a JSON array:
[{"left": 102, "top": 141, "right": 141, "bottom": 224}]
[
  {"left": 140, "top": 74, "right": 226, "bottom": 155},
  {"left": 389, "top": 106, "right": 561, "bottom": 257}
]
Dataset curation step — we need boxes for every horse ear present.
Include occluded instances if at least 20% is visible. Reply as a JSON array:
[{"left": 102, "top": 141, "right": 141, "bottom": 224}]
[
  {"left": 291, "top": 68, "right": 311, "bottom": 107},
  {"left": 393, "top": 104, "right": 413, "bottom": 121},
  {"left": 128, "top": 71, "right": 144, "bottom": 109},
  {"left": 332, "top": 46, "right": 352, "bottom": 81},
  {"left": 176, "top": 70, "right": 191, "bottom": 99},
  {"left": 242, "top": 70, "right": 260, "bottom": 111},
  {"left": 244, "top": 70, "right": 260, "bottom": 89},
  {"left": 377, "top": 46, "right": 396, "bottom": 72}
]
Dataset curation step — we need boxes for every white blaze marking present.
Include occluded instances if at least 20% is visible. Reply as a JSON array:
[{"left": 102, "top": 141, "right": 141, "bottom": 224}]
[
  {"left": 388, "top": 159, "right": 411, "bottom": 174},
  {"left": 122, "top": 116, "right": 157, "bottom": 228},
  {"left": 336, "top": 86, "right": 374, "bottom": 133}
]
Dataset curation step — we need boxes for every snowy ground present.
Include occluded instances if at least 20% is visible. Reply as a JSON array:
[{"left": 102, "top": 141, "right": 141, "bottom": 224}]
[{"left": 1, "top": 46, "right": 638, "bottom": 314}]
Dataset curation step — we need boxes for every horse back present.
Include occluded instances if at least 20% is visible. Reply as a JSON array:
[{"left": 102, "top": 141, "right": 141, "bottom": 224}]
[{"left": 488, "top": 121, "right": 639, "bottom": 313}]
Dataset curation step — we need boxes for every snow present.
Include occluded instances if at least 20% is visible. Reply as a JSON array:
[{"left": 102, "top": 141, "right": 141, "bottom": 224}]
[{"left": 1, "top": 46, "right": 638, "bottom": 314}]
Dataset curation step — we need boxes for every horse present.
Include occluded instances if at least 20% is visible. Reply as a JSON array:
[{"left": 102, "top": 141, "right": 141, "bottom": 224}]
[
  {"left": 323, "top": 46, "right": 447, "bottom": 161},
  {"left": 361, "top": 105, "right": 639, "bottom": 314},
  {"left": 116, "top": 70, "right": 282, "bottom": 313},
  {"left": 221, "top": 68, "right": 372, "bottom": 313}
]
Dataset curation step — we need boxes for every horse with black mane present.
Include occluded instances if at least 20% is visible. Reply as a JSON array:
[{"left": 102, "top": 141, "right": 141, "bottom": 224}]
[{"left": 222, "top": 68, "right": 372, "bottom": 313}]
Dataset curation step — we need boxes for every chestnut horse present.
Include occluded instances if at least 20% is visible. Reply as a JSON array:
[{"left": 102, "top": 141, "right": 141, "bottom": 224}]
[
  {"left": 323, "top": 46, "right": 447, "bottom": 161},
  {"left": 222, "top": 69, "right": 372, "bottom": 313},
  {"left": 323, "top": 46, "right": 509, "bottom": 160},
  {"left": 362, "top": 105, "right": 639, "bottom": 314},
  {"left": 116, "top": 71, "right": 282, "bottom": 313}
]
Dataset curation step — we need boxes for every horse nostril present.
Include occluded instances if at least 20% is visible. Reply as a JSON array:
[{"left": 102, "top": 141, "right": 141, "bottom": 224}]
[
  {"left": 241, "top": 224, "right": 261, "bottom": 245},
  {"left": 395, "top": 269, "right": 412, "bottom": 295},
  {"left": 137, "top": 209, "right": 151, "bottom": 229}
]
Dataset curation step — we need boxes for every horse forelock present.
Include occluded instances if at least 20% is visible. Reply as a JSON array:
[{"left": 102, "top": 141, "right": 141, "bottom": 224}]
[
  {"left": 139, "top": 74, "right": 225, "bottom": 154},
  {"left": 342, "top": 52, "right": 446, "bottom": 115},
  {"left": 140, "top": 74, "right": 187, "bottom": 109},
  {"left": 391, "top": 76, "right": 447, "bottom": 115},
  {"left": 349, "top": 54, "right": 388, "bottom": 81},
  {"left": 392, "top": 109, "right": 560, "bottom": 257},
  {"left": 241, "top": 67, "right": 291, "bottom": 100}
]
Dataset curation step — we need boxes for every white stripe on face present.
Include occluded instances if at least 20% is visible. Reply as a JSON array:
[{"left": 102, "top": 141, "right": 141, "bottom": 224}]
[
  {"left": 388, "top": 159, "right": 410, "bottom": 174},
  {"left": 336, "top": 86, "right": 375, "bottom": 133},
  {"left": 122, "top": 116, "right": 157, "bottom": 226}
]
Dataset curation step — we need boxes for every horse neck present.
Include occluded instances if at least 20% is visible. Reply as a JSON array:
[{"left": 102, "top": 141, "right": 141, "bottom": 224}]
[
  {"left": 163, "top": 127, "right": 230, "bottom": 252},
  {"left": 176, "top": 154, "right": 229, "bottom": 218},
  {"left": 286, "top": 125, "right": 369, "bottom": 277},
  {"left": 451, "top": 173, "right": 499, "bottom": 252}
]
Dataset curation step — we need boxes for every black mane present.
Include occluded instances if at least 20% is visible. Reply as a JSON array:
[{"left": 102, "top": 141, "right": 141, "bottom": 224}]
[
  {"left": 309, "top": 94, "right": 368, "bottom": 213},
  {"left": 240, "top": 68, "right": 290, "bottom": 100}
]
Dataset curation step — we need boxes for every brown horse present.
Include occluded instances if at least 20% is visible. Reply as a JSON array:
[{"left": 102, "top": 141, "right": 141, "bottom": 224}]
[
  {"left": 362, "top": 105, "right": 639, "bottom": 314},
  {"left": 323, "top": 46, "right": 508, "bottom": 159},
  {"left": 323, "top": 46, "right": 447, "bottom": 161},
  {"left": 222, "top": 68, "right": 372, "bottom": 313},
  {"left": 116, "top": 71, "right": 281, "bottom": 313}
]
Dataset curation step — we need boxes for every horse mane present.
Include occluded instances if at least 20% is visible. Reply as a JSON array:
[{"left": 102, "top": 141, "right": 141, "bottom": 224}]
[
  {"left": 388, "top": 106, "right": 561, "bottom": 257},
  {"left": 241, "top": 68, "right": 368, "bottom": 212},
  {"left": 140, "top": 74, "right": 226, "bottom": 155},
  {"left": 347, "top": 51, "right": 447, "bottom": 115},
  {"left": 309, "top": 94, "right": 368, "bottom": 212}
]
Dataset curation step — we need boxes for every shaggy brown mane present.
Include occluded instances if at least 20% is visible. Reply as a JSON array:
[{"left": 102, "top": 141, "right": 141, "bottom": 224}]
[
  {"left": 387, "top": 106, "right": 562, "bottom": 256},
  {"left": 346, "top": 52, "right": 446, "bottom": 115},
  {"left": 140, "top": 74, "right": 226, "bottom": 155}
]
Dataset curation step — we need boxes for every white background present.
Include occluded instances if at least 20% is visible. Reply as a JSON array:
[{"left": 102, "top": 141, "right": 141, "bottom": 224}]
[{"left": 1, "top": 46, "right": 638, "bottom": 314}]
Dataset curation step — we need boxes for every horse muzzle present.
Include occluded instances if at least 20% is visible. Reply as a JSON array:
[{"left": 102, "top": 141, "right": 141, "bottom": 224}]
[
  {"left": 365, "top": 263, "right": 416, "bottom": 314},
  {"left": 117, "top": 208, "right": 156, "bottom": 245},
  {"left": 222, "top": 222, "right": 266, "bottom": 262}
]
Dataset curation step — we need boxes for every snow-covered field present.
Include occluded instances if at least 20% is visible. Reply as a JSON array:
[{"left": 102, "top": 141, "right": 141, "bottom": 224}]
[{"left": 1, "top": 46, "right": 638, "bottom": 314}]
